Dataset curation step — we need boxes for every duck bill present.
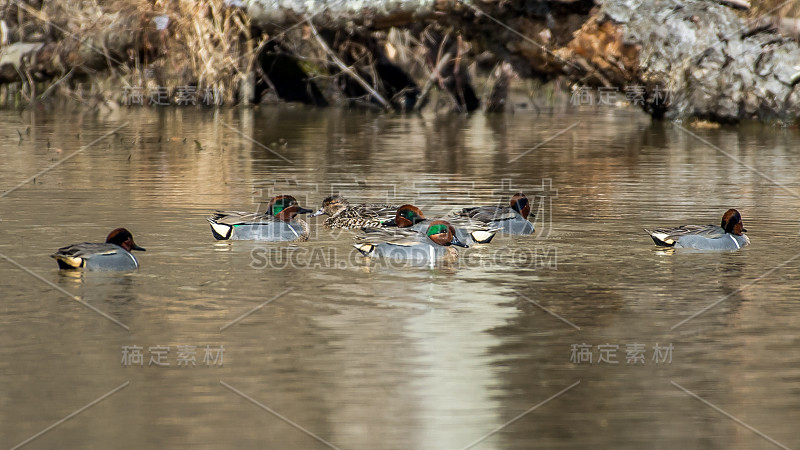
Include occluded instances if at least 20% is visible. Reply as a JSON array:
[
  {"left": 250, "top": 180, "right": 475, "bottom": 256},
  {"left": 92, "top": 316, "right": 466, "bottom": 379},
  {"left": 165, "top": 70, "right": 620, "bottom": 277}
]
[
  {"left": 131, "top": 243, "right": 146, "bottom": 251},
  {"left": 308, "top": 207, "right": 326, "bottom": 218},
  {"left": 451, "top": 235, "right": 469, "bottom": 248},
  {"left": 741, "top": 227, "right": 747, "bottom": 233},
  {"left": 296, "top": 207, "right": 314, "bottom": 215}
]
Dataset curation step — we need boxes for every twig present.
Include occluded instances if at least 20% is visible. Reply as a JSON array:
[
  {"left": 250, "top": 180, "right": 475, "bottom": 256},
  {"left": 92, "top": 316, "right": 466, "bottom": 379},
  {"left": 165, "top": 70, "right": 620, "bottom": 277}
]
[
  {"left": 414, "top": 52, "right": 451, "bottom": 112},
  {"left": 39, "top": 67, "right": 75, "bottom": 100},
  {"left": 454, "top": 35, "right": 466, "bottom": 112},
  {"left": 305, "top": 17, "right": 393, "bottom": 111},
  {"left": 12, "top": 63, "right": 31, "bottom": 102},
  {"left": 259, "top": 70, "right": 279, "bottom": 95},
  {"left": 574, "top": 56, "right": 612, "bottom": 87},
  {"left": 714, "top": 0, "right": 750, "bottom": 10}
]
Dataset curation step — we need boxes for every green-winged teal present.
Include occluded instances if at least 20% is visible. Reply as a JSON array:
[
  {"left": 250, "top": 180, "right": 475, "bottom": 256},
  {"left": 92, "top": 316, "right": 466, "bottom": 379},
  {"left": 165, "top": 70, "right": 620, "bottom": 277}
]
[
  {"left": 208, "top": 195, "right": 313, "bottom": 241},
  {"left": 380, "top": 204, "right": 497, "bottom": 244},
  {"left": 455, "top": 193, "right": 534, "bottom": 235},
  {"left": 354, "top": 220, "right": 468, "bottom": 263},
  {"left": 645, "top": 209, "right": 749, "bottom": 250},
  {"left": 52, "top": 228, "right": 145, "bottom": 271},
  {"left": 310, "top": 195, "right": 398, "bottom": 229}
]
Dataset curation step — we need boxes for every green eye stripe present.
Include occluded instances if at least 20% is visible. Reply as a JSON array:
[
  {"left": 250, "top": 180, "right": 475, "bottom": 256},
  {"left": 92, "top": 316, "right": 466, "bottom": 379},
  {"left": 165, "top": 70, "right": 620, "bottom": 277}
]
[
  {"left": 272, "top": 202, "right": 286, "bottom": 215},
  {"left": 427, "top": 224, "right": 448, "bottom": 236}
]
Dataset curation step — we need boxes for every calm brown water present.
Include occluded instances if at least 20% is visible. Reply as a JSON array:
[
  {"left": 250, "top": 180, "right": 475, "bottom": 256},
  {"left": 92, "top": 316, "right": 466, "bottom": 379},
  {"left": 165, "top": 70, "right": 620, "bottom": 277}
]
[{"left": 1, "top": 105, "right": 799, "bottom": 449}]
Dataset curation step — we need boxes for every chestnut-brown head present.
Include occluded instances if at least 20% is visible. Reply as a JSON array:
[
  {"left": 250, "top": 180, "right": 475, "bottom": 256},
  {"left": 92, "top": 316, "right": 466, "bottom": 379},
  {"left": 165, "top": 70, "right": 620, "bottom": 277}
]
[
  {"left": 275, "top": 205, "right": 308, "bottom": 222},
  {"left": 721, "top": 209, "right": 747, "bottom": 235},
  {"left": 392, "top": 205, "right": 426, "bottom": 228},
  {"left": 510, "top": 193, "right": 531, "bottom": 218},
  {"left": 426, "top": 220, "right": 468, "bottom": 248},
  {"left": 106, "top": 228, "right": 145, "bottom": 252},
  {"left": 310, "top": 195, "right": 350, "bottom": 217},
  {"left": 267, "top": 195, "right": 312, "bottom": 217}
]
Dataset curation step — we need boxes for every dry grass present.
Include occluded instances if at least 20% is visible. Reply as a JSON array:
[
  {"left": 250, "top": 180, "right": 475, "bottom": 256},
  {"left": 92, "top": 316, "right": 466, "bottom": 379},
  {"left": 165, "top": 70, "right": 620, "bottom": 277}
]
[
  {"left": 5, "top": 0, "right": 792, "bottom": 109},
  {"left": 750, "top": 0, "right": 800, "bottom": 42},
  {"left": 2, "top": 0, "right": 254, "bottom": 106},
  {"left": 1, "top": 0, "right": 438, "bottom": 108},
  {"left": 751, "top": 0, "right": 800, "bottom": 18},
  {"left": 161, "top": 0, "right": 252, "bottom": 103}
]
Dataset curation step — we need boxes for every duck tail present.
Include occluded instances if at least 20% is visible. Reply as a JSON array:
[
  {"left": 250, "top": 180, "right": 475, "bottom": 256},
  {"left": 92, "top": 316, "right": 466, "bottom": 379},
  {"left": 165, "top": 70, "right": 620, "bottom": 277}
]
[
  {"left": 353, "top": 243, "right": 375, "bottom": 257},
  {"left": 207, "top": 218, "right": 233, "bottom": 240},
  {"left": 470, "top": 229, "right": 497, "bottom": 244},
  {"left": 51, "top": 253, "right": 82, "bottom": 269},
  {"left": 644, "top": 228, "right": 675, "bottom": 247}
]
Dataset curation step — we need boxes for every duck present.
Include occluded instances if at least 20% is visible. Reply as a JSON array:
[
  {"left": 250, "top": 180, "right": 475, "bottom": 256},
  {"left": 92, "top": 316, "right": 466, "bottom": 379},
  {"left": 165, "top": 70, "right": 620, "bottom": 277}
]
[
  {"left": 378, "top": 204, "right": 497, "bottom": 245},
  {"left": 208, "top": 195, "right": 313, "bottom": 241},
  {"left": 454, "top": 192, "right": 534, "bottom": 235},
  {"left": 354, "top": 219, "right": 468, "bottom": 263},
  {"left": 309, "top": 195, "right": 399, "bottom": 229},
  {"left": 644, "top": 209, "right": 749, "bottom": 250},
  {"left": 52, "top": 228, "right": 145, "bottom": 271}
]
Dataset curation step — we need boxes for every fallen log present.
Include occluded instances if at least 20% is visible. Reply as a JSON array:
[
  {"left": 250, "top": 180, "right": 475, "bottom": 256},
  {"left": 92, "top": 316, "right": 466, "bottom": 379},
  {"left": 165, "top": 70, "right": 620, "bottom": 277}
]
[
  {"left": 1, "top": 0, "right": 798, "bottom": 122},
  {"left": 241, "top": 0, "right": 800, "bottom": 122},
  {"left": 0, "top": 12, "right": 161, "bottom": 87}
]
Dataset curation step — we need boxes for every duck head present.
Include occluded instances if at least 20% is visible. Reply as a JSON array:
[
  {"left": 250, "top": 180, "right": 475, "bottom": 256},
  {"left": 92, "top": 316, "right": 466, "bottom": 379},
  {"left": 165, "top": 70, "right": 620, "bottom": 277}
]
[
  {"left": 310, "top": 195, "right": 350, "bottom": 217},
  {"left": 426, "top": 220, "right": 468, "bottom": 248},
  {"left": 721, "top": 209, "right": 747, "bottom": 235},
  {"left": 267, "top": 195, "right": 313, "bottom": 217},
  {"left": 274, "top": 205, "right": 309, "bottom": 222},
  {"left": 383, "top": 204, "right": 426, "bottom": 227},
  {"left": 510, "top": 193, "right": 531, "bottom": 218},
  {"left": 106, "top": 228, "right": 145, "bottom": 252}
]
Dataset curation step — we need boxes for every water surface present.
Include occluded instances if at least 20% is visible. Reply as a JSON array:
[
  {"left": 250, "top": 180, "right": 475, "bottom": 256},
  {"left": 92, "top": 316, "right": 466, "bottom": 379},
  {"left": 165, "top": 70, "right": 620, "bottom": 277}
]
[{"left": 1, "top": 105, "right": 799, "bottom": 449}]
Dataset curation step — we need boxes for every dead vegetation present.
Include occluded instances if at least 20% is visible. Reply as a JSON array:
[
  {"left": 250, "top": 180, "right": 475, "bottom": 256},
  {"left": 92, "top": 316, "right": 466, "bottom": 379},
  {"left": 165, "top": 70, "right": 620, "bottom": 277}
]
[
  {"left": 0, "top": 0, "right": 798, "bottom": 122},
  {"left": 0, "top": 0, "right": 523, "bottom": 112},
  {"left": 750, "top": 0, "right": 800, "bottom": 40},
  {"left": 0, "top": 0, "right": 256, "bottom": 106}
]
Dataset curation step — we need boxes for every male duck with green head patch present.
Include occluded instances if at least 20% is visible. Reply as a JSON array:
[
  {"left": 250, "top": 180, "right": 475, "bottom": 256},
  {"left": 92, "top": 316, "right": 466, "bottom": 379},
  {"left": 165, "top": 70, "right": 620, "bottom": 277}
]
[
  {"left": 377, "top": 204, "right": 497, "bottom": 245},
  {"left": 354, "top": 219, "right": 469, "bottom": 264},
  {"left": 454, "top": 193, "right": 534, "bottom": 235},
  {"left": 208, "top": 195, "right": 314, "bottom": 241}
]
